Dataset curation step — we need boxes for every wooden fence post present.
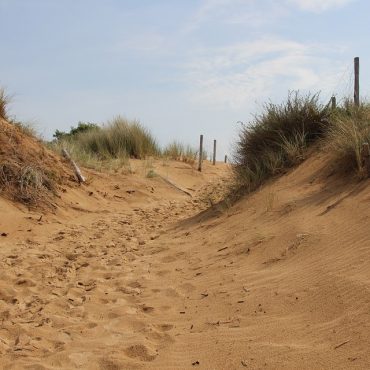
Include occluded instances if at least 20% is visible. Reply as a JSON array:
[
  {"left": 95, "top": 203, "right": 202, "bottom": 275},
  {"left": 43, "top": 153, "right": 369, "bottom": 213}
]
[
  {"left": 354, "top": 57, "right": 360, "bottom": 107},
  {"left": 198, "top": 134, "right": 203, "bottom": 172},
  {"left": 213, "top": 140, "right": 216, "bottom": 165},
  {"left": 331, "top": 96, "right": 336, "bottom": 109}
]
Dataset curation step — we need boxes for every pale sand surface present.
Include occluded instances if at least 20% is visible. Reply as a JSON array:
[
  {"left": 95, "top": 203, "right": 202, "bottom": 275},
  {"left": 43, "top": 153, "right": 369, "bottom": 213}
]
[{"left": 0, "top": 155, "right": 370, "bottom": 369}]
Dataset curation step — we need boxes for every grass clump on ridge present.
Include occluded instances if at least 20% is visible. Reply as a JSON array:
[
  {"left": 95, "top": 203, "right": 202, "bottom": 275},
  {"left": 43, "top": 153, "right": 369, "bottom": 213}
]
[
  {"left": 0, "top": 88, "right": 38, "bottom": 138},
  {"left": 326, "top": 100, "right": 370, "bottom": 177},
  {"left": 233, "top": 92, "right": 330, "bottom": 192},
  {"left": 55, "top": 116, "right": 160, "bottom": 169}
]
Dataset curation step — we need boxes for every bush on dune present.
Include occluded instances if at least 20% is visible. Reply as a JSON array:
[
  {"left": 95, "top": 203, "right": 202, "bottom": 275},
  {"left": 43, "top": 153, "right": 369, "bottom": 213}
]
[
  {"left": 233, "top": 92, "right": 330, "bottom": 191},
  {"left": 233, "top": 90, "right": 370, "bottom": 196}
]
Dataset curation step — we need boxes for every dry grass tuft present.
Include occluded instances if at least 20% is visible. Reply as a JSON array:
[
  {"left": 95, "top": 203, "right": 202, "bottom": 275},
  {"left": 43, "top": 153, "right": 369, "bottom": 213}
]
[
  {"left": 0, "top": 118, "right": 69, "bottom": 208},
  {"left": 0, "top": 163, "right": 56, "bottom": 205},
  {"left": 163, "top": 141, "right": 198, "bottom": 165},
  {"left": 326, "top": 101, "right": 370, "bottom": 177},
  {"left": 0, "top": 88, "right": 10, "bottom": 120}
]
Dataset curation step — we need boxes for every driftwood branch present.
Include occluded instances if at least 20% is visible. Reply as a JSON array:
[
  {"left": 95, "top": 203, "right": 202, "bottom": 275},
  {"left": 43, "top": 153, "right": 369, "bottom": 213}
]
[{"left": 62, "top": 148, "right": 85, "bottom": 183}]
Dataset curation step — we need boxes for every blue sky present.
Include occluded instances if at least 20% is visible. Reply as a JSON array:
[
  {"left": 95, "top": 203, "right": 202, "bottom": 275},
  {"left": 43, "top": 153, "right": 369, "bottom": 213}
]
[{"left": 1, "top": 0, "right": 369, "bottom": 158}]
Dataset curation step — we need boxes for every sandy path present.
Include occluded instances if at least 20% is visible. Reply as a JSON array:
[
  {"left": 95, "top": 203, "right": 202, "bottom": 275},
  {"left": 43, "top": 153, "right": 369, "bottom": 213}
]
[
  {"left": 0, "top": 162, "right": 229, "bottom": 369},
  {"left": 0, "top": 197, "right": 196, "bottom": 369},
  {"left": 1, "top": 158, "right": 370, "bottom": 369}
]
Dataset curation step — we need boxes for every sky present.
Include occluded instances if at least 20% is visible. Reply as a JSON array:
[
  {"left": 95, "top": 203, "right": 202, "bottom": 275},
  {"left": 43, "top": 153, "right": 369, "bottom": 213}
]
[{"left": 1, "top": 0, "right": 369, "bottom": 158}]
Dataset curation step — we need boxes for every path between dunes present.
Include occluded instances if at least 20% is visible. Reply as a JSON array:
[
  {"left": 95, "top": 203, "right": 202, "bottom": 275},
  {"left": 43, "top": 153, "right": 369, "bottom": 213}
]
[{"left": 1, "top": 158, "right": 370, "bottom": 369}]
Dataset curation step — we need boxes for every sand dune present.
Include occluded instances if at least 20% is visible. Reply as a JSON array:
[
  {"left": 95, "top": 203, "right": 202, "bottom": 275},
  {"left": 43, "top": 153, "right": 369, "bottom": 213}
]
[{"left": 0, "top": 153, "right": 370, "bottom": 369}]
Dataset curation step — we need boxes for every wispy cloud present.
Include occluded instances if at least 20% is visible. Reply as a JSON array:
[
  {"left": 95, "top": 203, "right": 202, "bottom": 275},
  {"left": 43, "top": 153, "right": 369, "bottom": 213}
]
[
  {"left": 184, "top": 0, "right": 286, "bottom": 32},
  {"left": 185, "top": 38, "right": 346, "bottom": 109},
  {"left": 288, "top": 0, "right": 355, "bottom": 12},
  {"left": 185, "top": 0, "right": 355, "bottom": 32}
]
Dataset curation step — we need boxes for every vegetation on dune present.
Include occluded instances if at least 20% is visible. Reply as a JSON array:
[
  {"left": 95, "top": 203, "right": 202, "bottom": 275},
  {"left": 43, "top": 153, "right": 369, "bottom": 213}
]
[
  {"left": 233, "top": 92, "right": 370, "bottom": 194},
  {"left": 326, "top": 101, "right": 370, "bottom": 177},
  {"left": 0, "top": 88, "right": 10, "bottom": 120},
  {"left": 163, "top": 141, "right": 198, "bottom": 164},
  {"left": 54, "top": 120, "right": 206, "bottom": 170},
  {"left": 0, "top": 163, "right": 57, "bottom": 205},
  {"left": 0, "top": 88, "right": 39, "bottom": 138},
  {"left": 0, "top": 91, "right": 64, "bottom": 207},
  {"left": 11, "top": 120, "right": 38, "bottom": 138},
  {"left": 53, "top": 117, "right": 160, "bottom": 169},
  {"left": 3, "top": 80, "right": 370, "bottom": 210},
  {"left": 53, "top": 122, "right": 100, "bottom": 141},
  {"left": 233, "top": 92, "right": 330, "bottom": 192}
]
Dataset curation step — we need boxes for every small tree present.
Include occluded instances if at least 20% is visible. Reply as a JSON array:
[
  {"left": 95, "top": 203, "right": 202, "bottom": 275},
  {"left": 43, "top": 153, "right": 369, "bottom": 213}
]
[{"left": 53, "top": 122, "right": 100, "bottom": 141}]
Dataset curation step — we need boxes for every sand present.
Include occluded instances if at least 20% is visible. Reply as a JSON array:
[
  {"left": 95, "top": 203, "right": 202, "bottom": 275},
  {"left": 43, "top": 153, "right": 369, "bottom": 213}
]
[{"left": 0, "top": 155, "right": 369, "bottom": 369}]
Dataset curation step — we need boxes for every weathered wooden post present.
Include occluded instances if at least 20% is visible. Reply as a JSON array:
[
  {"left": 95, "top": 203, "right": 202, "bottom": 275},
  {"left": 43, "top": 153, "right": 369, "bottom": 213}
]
[
  {"left": 212, "top": 140, "right": 216, "bottom": 165},
  {"left": 331, "top": 96, "right": 336, "bottom": 109},
  {"left": 354, "top": 57, "right": 360, "bottom": 107},
  {"left": 224, "top": 155, "right": 227, "bottom": 163},
  {"left": 198, "top": 134, "right": 203, "bottom": 172}
]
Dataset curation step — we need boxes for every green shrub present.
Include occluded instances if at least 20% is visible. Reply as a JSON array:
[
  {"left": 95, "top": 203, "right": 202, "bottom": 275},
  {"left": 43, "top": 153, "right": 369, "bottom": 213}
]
[{"left": 53, "top": 122, "right": 100, "bottom": 141}]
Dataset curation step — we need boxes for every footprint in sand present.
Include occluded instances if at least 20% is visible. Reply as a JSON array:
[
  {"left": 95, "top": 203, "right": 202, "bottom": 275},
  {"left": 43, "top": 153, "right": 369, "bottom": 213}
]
[
  {"left": 140, "top": 304, "right": 155, "bottom": 313},
  {"left": 179, "top": 282, "right": 196, "bottom": 293},
  {"left": 165, "top": 288, "right": 180, "bottom": 298},
  {"left": 156, "top": 269, "right": 171, "bottom": 276},
  {"left": 98, "top": 357, "right": 123, "bottom": 370},
  {"left": 124, "top": 344, "right": 157, "bottom": 362},
  {"left": 161, "top": 255, "right": 177, "bottom": 263}
]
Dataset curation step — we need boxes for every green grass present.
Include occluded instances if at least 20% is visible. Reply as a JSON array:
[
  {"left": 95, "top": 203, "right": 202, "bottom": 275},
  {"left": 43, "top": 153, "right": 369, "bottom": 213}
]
[
  {"left": 54, "top": 116, "right": 160, "bottom": 170},
  {"left": 233, "top": 92, "right": 330, "bottom": 192}
]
